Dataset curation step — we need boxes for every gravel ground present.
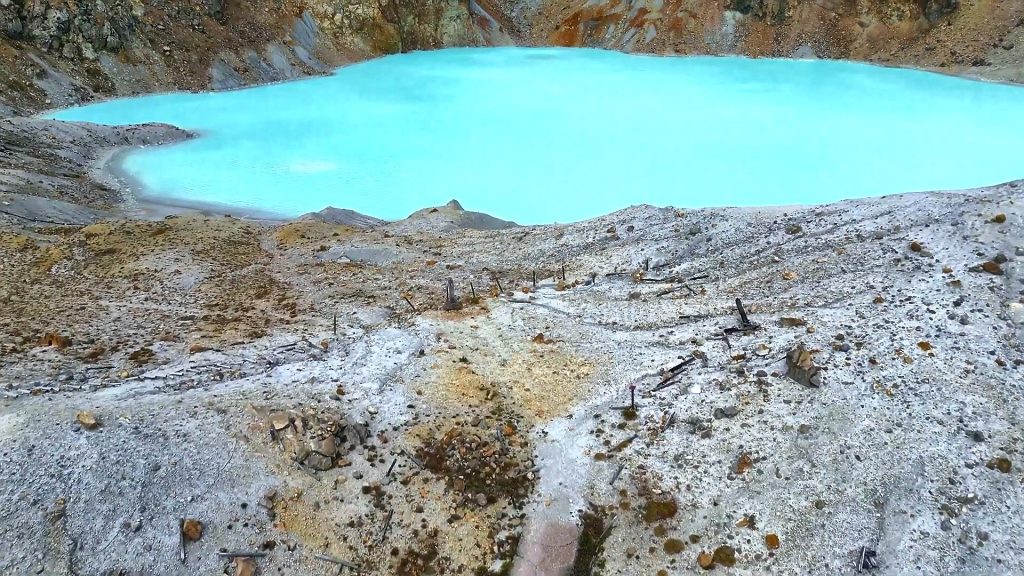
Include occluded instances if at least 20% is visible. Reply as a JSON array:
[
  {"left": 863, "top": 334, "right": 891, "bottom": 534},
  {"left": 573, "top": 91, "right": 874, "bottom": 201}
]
[{"left": 0, "top": 179, "right": 1022, "bottom": 576}]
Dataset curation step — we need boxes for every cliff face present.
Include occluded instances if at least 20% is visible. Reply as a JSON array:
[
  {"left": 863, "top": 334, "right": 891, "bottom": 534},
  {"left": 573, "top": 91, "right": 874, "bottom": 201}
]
[
  {"left": 528, "top": 0, "right": 1022, "bottom": 72},
  {"left": 0, "top": 0, "right": 491, "bottom": 114},
  {"left": 0, "top": 0, "right": 1022, "bottom": 115}
]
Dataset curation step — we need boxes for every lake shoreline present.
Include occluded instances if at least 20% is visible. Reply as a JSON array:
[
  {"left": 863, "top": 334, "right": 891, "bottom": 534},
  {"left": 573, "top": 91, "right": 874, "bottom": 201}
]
[
  {"left": 96, "top": 142, "right": 293, "bottom": 224},
  {"left": 63, "top": 48, "right": 1024, "bottom": 225}
]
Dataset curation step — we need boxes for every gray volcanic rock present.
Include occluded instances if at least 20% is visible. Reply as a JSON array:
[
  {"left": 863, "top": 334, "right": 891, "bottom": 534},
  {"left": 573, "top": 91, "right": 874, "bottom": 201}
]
[
  {"left": 300, "top": 206, "right": 385, "bottom": 229},
  {"left": 391, "top": 199, "right": 519, "bottom": 233},
  {"left": 0, "top": 192, "right": 109, "bottom": 226},
  {"left": 0, "top": 118, "right": 189, "bottom": 221}
]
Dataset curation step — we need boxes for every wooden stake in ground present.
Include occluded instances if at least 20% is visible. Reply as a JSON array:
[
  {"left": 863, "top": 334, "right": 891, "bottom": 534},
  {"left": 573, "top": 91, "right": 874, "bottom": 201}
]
[
  {"left": 178, "top": 518, "right": 186, "bottom": 564},
  {"left": 403, "top": 296, "right": 418, "bottom": 313},
  {"left": 443, "top": 278, "right": 462, "bottom": 311}
]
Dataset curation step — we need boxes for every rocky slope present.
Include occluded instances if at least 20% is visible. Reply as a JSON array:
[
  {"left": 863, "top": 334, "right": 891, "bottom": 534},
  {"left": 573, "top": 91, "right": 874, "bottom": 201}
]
[
  {"left": 0, "top": 0, "right": 493, "bottom": 115},
  {"left": 0, "top": 118, "right": 188, "bottom": 222},
  {"left": 2, "top": 0, "right": 1024, "bottom": 115},
  {"left": 0, "top": 183, "right": 1022, "bottom": 575}
]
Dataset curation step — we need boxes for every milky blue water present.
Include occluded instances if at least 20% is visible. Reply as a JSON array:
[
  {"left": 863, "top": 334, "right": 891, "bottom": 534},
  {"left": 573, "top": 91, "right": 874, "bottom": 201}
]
[{"left": 49, "top": 47, "right": 1024, "bottom": 224}]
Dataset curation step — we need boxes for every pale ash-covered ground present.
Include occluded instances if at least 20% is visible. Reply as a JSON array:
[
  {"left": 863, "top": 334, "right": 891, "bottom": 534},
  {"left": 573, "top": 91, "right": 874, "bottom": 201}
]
[{"left": 0, "top": 184, "right": 1022, "bottom": 576}]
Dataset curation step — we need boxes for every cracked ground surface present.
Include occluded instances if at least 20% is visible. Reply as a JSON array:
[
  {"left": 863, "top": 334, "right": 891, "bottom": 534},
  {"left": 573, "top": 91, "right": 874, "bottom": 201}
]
[{"left": 1, "top": 181, "right": 1023, "bottom": 575}]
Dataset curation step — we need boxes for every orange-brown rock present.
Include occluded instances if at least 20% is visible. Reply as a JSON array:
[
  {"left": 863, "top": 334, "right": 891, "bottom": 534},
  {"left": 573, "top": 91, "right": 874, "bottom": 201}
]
[
  {"left": 182, "top": 519, "right": 204, "bottom": 542},
  {"left": 37, "top": 332, "right": 71, "bottom": 349}
]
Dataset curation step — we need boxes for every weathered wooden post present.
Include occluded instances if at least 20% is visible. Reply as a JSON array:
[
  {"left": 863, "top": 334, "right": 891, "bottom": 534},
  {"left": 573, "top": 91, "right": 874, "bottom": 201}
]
[{"left": 443, "top": 278, "right": 462, "bottom": 311}]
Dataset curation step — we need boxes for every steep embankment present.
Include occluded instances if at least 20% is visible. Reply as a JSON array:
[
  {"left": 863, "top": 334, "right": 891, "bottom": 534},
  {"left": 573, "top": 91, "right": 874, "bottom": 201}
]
[
  {"left": 2, "top": 0, "right": 1024, "bottom": 116},
  {"left": 0, "top": 0, "right": 492, "bottom": 115},
  {"left": 527, "top": 0, "right": 1024, "bottom": 78}
]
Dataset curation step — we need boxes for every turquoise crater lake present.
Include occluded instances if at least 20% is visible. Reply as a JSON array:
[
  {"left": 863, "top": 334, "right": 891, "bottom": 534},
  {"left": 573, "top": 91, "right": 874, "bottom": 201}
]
[{"left": 50, "top": 48, "right": 1024, "bottom": 224}]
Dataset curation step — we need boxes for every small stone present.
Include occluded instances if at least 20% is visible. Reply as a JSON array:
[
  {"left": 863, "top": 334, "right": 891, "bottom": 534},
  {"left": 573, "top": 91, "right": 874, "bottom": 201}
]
[
  {"left": 753, "top": 343, "right": 770, "bottom": 356},
  {"left": 967, "top": 430, "right": 985, "bottom": 442},
  {"left": 975, "top": 261, "right": 1003, "bottom": 275},
  {"left": 778, "top": 317, "right": 806, "bottom": 327},
  {"left": 782, "top": 270, "right": 798, "bottom": 281},
  {"left": 712, "top": 545, "right": 736, "bottom": 567},
  {"left": 735, "top": 453, "right": 753, "bottom": 475},
  {"left": 940, "top": 519, "right": 953, "bottom": 532},
  {"left": 475, "top": 493, "right": 488, "bottom": 507},
  {"left": 181, "top": 518, "right": 203, "bottom": 542},
  {"left": 664, "top": 538, "right": 685, "bottom": 554},
  {"left": 959, "top": 315, "right": 971, "bottom": 325},
  {"left": 785, "top": 224, "right": 803, "bottom": 235},
  {"left": 37, "top": 332, "right": 71, "bottom": 349},
  {"left": 991, "top": 213, "right": 1006, "bottom": 224},
  {"left": 798, "top": 424, "right": 812, "bottom": 434},
  {"left": 786, "top": 345, "right": 821, "bottom": 387},
  {"left": 814, "top": 499, "right": 826, "bottom": 510},
  {"left": 993, "top": 253, "right": 1008, "bottom": 264},
  {"left": 910, "top": 241, "right": 923, "bottom": 252},
  {"left": 235, "top": 557, "right": 257, "bottom": 576},
  {"left": 269, "top": 412, "right": 291, "bottom": 432},
  {"left": 986, "top": 457, "right": 1012, "bottom": 473},
  {"left": 697, "top": 551, "right": 715, "bottom": 569},
  {"left": 76, "top": 411, "right": 100, "bottom": 430},
  {"left": 873, "top": 296, "right": 885, "bottom": 304},
  {"left": 765, "top": 533, "right": 780, "bottom": 549},
  {"left": 917, "top": 341, "right": 933, "bottom": 352},
  {"left": 366, "top": 406, "right": 378, "bottom": 415}
]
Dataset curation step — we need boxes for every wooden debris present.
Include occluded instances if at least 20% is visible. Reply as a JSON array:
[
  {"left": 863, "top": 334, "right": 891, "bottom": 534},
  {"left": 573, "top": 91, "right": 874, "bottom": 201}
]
[
  {"left": 651, "top": 357, "right": 696, "bottom": 392},
  {"left": 786, "top": 345, "right": 822, "bottom": 387},
  {"left": 723, "top": 298, "right": 760, "bottom": 335},
  {"left": 403, "top": 296, "right": 418, "bottom": 313},
  {"left": 376, "top": 509, "right": 394, "bottom": 544},
  {"left": 609, "top": 462, "right": 625, "bottom": 486},
  {"left": 179, "top": 518, "right": 186, "bottom": 563},
  {"left": 216, "top": 551, "right": 268, "bottom": 558},
  {"left": 314, "top": 553, "right": 361, "bottom": 570},
  {"left": 401, "top": 449, "right": 424, "bottom": 469},
  {"left": 857, "top": 546, "right": 879, "bottom": 571}
]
